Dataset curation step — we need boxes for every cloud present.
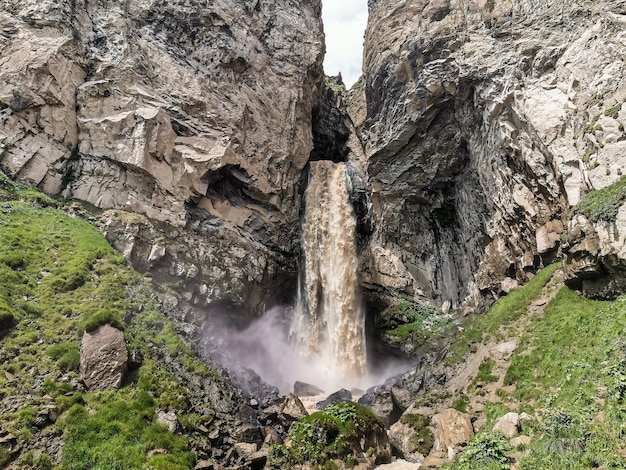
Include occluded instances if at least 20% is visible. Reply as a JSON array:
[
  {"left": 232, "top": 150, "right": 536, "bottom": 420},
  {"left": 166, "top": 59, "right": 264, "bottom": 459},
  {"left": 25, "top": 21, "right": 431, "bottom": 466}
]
[{"left": 321, "top": 0, "right": 368, "bottom": 88}]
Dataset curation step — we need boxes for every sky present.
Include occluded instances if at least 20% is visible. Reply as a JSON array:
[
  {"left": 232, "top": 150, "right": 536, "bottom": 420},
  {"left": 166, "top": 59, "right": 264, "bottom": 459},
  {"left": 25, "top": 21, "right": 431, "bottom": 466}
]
[{"left": 321, "top": 1, "right": 369, "bottom": 89}]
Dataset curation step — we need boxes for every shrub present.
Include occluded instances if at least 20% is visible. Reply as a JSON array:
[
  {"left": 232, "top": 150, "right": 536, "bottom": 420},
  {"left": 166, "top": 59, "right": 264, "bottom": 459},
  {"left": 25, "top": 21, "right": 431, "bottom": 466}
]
[
  {"left": 267, "top": 403, "right": 384, "bottom": 468},
  {"left": 458, "top": 433, "right": 511, "bottom": 469}
]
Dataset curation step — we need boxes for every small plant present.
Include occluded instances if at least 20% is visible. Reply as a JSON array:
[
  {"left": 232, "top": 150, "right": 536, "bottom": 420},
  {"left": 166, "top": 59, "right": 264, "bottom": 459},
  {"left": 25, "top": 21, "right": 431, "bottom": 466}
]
[
  {"left": 604, "top": 103, "right": 623, "bottom": 120},
  {"left": 458, "top": 433, "right": 511, "bottom": 469},
  {"left": 484, "top": 0, "right": 495, "bottom": 12},
  {"left": 451, "top": 394, "right": 470, "bottom": 413}
]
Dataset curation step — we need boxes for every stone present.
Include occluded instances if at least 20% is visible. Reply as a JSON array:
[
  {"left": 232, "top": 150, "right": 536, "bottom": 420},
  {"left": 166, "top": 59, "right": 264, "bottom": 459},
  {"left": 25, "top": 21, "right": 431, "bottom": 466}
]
[
  {"left": 315, "top": 388, "right": 352, "bottom": 409},
  {"left": 156, "top": 410, "right": 178, "bottom": 433},
  {"left": 279, "top": 394, "right": 308, "bottom": 422},
  {"left": 431, "top": 409, "right": 474, "bottom": 461},
  {"left": 388, "top": 419, "right": 429, "bottom": 464},
  {"left": 233, "top": 423, "right": 262, "bottom": 445},
  {"left": 79, "top": 324, "right": 128, "bottom": 391},
  {"left": 493, "top": 412, "right": 521, "bottom": 438},
  {"left": 358, "top": 385, "right": 404, "bottom": 427},
  {"left": 233, "top": 442, "right": 257, "bottom": 460},
  {"left": 294, "top": 380, "right": 325, "bottom": 397}
]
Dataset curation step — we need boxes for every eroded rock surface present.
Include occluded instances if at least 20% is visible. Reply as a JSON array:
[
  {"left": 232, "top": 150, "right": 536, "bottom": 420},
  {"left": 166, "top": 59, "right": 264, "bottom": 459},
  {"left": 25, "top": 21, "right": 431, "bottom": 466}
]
[
  {"left": 0, "top": 0, "right": 324, "bottom": 311},
  {"left": 351, "top": 0, "right": 626, "bottom": 312}
]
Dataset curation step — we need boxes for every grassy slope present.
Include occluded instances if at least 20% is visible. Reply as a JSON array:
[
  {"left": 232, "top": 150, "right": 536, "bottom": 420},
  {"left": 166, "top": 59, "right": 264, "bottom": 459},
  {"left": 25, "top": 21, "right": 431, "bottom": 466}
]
[
  {"left": 0, "top": 172, "right": 223, "bottom": 469},
  {"left": 441, "top": 265, "right": 626, "bottom": 469}
]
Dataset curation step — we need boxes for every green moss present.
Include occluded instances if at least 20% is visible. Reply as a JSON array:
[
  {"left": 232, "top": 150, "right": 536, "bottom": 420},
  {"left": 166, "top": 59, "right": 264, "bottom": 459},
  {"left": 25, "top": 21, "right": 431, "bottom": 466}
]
[
  {"left": 571, "top": 176, "right": 626, "bottom": 223},
  {"left": 47, "top": 342, "right": 80, "bottom": 372},
  {"left": 484, "top": 0, "right": 495, "bottom": 13},
  {"left": 401, "top": 414, "right": 434, "bottom": 455},
  {"left": 268, "top": 403, "right": 384, "bottom": 468},
  {"left": 451, "top": 394, "right": 470, "bottom": 413}
]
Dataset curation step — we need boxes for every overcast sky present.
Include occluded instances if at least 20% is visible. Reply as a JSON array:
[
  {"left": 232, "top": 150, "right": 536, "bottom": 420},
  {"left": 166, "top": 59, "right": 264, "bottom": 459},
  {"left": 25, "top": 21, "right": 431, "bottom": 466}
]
[{"left": 321, "top": 1, "right": 368, "bottom": 88}]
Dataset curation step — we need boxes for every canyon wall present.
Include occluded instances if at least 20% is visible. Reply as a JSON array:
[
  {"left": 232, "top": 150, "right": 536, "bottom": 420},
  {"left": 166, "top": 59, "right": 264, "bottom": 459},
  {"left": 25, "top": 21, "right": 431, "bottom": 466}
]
[
  {"left": 2, "top": 0, "right": 626, "bottom": 321},
  {"left": 0, "top": 0, "right": 324, "bottom": 313},
  {"left": 352, "top": 0, "right": 626, "bottom": 312}
]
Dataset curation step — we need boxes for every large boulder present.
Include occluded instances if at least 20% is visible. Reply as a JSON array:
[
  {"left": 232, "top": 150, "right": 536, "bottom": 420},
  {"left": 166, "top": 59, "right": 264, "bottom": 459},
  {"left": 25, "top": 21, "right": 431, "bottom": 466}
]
[
  {"left": 80, "top": 324, "right": 128, "bottom": 391},
  {"left": 431, "top": 409, "right": 473, "bottom": 461}
]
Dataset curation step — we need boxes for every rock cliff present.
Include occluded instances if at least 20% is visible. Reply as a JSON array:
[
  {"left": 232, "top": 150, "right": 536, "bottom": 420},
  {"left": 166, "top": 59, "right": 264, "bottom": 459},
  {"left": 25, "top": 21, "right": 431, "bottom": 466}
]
[
  {"left": 0, "top": 0, "right": 324, "bottom": 312},
  {"left": 2, "top": 0, "right": 626, "bottom": 324},
  {"left": 351, "top": 0, "right": 626, "bottom": 313}
]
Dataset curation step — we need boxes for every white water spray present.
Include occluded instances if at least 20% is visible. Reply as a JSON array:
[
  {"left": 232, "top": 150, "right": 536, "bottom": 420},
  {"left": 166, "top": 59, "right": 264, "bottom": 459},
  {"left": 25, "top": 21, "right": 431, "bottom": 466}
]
[{"left": 290, "top": 161, "right": 367, "bottom": 388}]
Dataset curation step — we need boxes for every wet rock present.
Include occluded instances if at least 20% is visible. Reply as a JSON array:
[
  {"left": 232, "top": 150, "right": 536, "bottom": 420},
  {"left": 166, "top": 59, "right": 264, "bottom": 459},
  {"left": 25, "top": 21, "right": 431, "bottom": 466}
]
[
  {"left": 278, "top": 394, "right": 308, "bottom": 422},
  {"left": 315, "top": 388, "right": 352, "bottom": 409},
  {"left": 358, "top": 385, "right": 404, "bottom": 427},
  {"left": 80, "top": 324, "right": 128, "bottom": 391},
  {"left": 294, "top": 380, "right": 325, "bottom": 397}
]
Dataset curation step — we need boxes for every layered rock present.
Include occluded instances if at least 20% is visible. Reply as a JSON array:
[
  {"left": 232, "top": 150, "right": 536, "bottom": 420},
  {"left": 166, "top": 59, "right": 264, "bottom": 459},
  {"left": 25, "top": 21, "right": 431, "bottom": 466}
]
[
  {"left": 0, "top": 0, "right": 325, "bottom": 311},
  {"left": 351, "top": 0, "right": 626, "bottom": 311}
]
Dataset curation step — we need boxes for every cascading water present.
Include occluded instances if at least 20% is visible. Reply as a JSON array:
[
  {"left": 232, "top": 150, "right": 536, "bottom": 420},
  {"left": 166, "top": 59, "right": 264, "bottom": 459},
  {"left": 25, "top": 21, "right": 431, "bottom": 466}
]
[{"left": 290, "top": 160, "right": 367, "bottom": 388}]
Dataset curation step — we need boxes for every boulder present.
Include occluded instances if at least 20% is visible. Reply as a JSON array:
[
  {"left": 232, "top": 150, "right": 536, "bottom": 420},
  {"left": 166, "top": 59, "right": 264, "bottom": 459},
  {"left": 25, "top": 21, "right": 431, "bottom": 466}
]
[
  {"left": 358, "top": 385, "right": 404, "bottom": 427},
  {"left": 294, "top": 380, "right": 325, "bottom": 397},
  {"left": 316, "top": 388, "right": 352, "bottom": 409},
  {"left": 80, "top": 324, "right": 128, "bottom": 391},
  {"left": 388, "top": 418, "right": 430, "bottom": 464},
  {"left": 492, "top": 412, "right": 521, "bottom": 438}
]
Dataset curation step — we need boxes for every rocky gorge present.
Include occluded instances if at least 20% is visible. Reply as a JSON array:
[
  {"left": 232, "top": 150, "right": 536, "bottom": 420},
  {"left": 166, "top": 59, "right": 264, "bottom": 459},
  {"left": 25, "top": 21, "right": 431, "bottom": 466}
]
[{"left": 2, "top": 0, "right": 626, "bottom": 468}]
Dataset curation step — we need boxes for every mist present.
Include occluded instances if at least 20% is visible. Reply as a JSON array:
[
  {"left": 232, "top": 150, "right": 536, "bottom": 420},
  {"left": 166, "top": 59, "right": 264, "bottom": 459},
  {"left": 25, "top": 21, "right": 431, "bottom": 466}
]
[{"left": 200, "top": 304, "right": 419, "bottom": 397}]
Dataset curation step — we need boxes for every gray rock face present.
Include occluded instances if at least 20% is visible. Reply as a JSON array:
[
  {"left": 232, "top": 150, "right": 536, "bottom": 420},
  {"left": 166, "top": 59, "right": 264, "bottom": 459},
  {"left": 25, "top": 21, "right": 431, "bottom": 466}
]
[
  {"left": 0, "top": 0, "right": 324, "bottom": 311},
  {"left": 565, "top": 206, "right": 626, "bottom": 298},
  {"left": 80, "top": 324, "right": 128, "bottom": 391},
  {"left": 352, "top": 0, "right": 626, "bottom": 310}
]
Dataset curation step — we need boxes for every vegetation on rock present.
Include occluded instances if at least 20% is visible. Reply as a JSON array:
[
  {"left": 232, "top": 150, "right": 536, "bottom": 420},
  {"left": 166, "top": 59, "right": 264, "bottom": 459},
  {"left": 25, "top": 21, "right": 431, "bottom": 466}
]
[
  {"left": 571, "top": 175, "right": 626, "bottom": 223},
  {"left": 267, "top": 402, "right": 386, "bottom": 469}
]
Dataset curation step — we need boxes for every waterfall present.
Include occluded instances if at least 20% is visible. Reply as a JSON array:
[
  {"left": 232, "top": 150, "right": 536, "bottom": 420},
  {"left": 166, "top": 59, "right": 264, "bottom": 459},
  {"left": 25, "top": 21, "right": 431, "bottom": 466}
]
[{"left": 291, "top": 161, "right": 367, "bottom": 387}]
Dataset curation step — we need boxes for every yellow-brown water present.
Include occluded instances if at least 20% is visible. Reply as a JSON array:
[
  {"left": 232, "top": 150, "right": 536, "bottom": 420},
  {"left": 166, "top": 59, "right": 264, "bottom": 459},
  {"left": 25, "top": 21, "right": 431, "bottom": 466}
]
[{"left": 290, "top": 161, "right": 366, "bottom": 387}]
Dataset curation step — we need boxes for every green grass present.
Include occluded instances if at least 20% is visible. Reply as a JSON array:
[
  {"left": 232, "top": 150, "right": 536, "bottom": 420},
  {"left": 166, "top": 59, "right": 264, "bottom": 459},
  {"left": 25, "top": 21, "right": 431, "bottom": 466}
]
[
  {"left": 385, "top": 301, "right": 454, "bottom": 344},
  {"left": 571, "top": 176, "right": 626, "bottom": 223},
  {"left": 503, "top": 287, "right": 626, "bottom": 468},
  {"left": 445, "top": 263, "right": 560, "bottom": 365},
  {"left": 0, "top": 170, "right": 223, "bottom": 468},
  {"left": 61, "top": 390, "right": 195, "bottom": 470}
]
